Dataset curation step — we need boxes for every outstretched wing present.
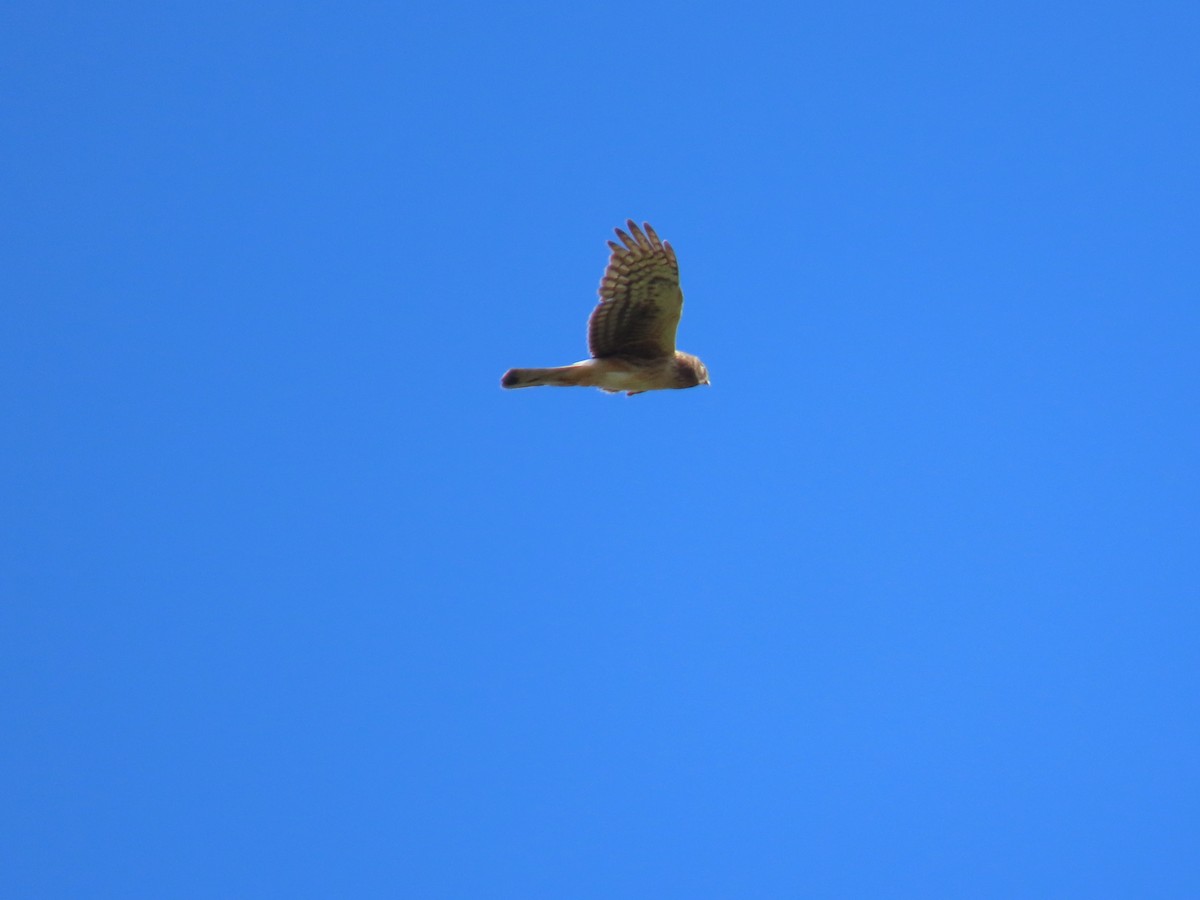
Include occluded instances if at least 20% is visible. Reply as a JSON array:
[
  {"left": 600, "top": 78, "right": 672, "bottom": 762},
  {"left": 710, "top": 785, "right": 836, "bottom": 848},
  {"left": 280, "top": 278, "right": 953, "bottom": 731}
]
[{"left": 587, "top": 220, "right": 683, "bottom": 360}]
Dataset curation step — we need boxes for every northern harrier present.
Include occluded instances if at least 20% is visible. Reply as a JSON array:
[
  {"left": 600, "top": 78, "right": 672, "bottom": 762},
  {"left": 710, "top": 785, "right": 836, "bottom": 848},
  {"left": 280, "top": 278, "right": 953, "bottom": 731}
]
[{"left": 500, "top": 220, "right": 710, "bottom": 396}]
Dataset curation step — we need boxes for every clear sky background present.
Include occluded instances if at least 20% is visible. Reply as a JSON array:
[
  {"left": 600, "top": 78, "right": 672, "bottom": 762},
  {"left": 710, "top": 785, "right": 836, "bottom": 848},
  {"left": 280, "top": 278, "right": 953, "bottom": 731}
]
[{"left": 3, "top": 2, "right": 1198, "bottom": 896}]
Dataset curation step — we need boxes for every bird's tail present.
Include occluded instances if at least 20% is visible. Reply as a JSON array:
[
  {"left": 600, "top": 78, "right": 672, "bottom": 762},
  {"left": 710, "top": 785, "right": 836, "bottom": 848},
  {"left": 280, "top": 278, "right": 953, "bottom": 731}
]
[{"left": 500, "top": 366, "right": 588, "bottom": 389}]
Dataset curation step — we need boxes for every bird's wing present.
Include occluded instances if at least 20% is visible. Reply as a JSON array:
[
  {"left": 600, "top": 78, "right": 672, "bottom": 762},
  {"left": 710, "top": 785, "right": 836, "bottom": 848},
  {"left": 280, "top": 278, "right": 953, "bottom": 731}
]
[{"left": 587, "top": 220, "right": 683, "bottom": 360}]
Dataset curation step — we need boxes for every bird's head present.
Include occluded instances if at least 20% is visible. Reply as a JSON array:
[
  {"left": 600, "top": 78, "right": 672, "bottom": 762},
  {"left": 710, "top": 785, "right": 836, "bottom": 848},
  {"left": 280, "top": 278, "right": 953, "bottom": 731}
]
[{"left": 676, "top": 352, "right": 710, "bottom": 388}]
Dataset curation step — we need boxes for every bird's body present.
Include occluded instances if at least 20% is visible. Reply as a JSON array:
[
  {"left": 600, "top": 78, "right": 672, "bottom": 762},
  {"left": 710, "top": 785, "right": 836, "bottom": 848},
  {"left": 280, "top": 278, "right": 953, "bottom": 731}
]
[
  {"left": 502, "top": 352, "right": 707, "bottom": 395},
  {"left": 501, "top": 220, "right": 709, "bottom": 396}
]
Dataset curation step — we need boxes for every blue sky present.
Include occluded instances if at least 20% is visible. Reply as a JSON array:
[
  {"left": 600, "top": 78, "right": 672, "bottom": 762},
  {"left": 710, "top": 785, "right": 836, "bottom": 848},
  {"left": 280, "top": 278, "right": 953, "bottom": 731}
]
[{"left": 3, "top": 1, "right": 1198, "bottom": 896}]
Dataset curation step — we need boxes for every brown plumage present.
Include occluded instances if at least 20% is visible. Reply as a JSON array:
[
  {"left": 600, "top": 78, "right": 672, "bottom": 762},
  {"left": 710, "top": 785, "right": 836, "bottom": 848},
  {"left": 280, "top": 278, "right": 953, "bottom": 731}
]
[{"left": 501, "top": 220, "right": 710, "bottom": 396}]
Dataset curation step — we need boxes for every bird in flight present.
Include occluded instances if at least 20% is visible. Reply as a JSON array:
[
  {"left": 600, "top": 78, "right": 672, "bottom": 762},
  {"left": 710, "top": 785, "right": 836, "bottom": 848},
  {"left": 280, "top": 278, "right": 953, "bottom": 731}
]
[{"left": 501, "top": 220, "right": 710, "bottom": 396}]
